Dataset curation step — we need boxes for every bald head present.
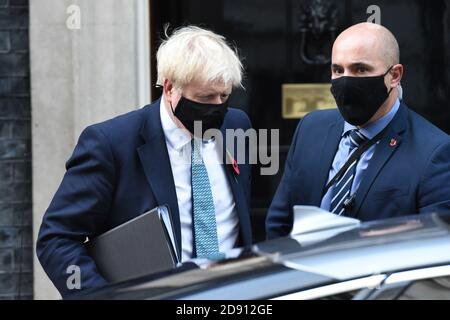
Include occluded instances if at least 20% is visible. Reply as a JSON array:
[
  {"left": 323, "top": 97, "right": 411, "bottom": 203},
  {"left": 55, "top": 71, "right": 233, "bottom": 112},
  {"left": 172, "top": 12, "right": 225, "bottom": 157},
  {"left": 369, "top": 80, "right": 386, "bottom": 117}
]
[
  {"left": 333, "top": 23, "right": 400, "bottom": 69},
  {"left": 331, "top": 23, "right": 404, "bottom": 126}
]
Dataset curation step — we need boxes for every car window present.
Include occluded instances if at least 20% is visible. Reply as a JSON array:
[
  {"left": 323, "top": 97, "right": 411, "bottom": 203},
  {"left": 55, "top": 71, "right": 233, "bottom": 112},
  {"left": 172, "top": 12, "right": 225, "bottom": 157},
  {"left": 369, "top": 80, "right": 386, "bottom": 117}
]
[
  {"left": 395, "top": 276, "right": 450, "bottom": 300},
  {"left": 272, "top": 275, "right": 386, "bottom": 300},
  {"left": 288, "top": 276, "right": 450, "bottom": 300},
  {"left": 363, "top": 266, "right": 450, "bottom": 300},
  {"left": 319, "top": 289, "right": 360, "bottom": 300}
]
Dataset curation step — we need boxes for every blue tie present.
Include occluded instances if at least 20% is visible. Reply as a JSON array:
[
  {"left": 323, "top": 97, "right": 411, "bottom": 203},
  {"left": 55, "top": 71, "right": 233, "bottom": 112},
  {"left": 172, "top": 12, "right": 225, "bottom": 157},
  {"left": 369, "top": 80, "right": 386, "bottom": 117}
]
[
  {"left": 330, "top": 129, "right": 368, "bottom": 216},
  {"left": 191, "top": 139, "right": 223, "bottom": 260}
]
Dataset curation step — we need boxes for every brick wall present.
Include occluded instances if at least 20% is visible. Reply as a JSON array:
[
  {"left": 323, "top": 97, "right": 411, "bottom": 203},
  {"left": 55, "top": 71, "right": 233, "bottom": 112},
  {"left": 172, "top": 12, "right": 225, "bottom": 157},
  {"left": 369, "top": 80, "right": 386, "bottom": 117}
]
[{"left": 0, "top": 0, "right": 33, "bottom": 300}]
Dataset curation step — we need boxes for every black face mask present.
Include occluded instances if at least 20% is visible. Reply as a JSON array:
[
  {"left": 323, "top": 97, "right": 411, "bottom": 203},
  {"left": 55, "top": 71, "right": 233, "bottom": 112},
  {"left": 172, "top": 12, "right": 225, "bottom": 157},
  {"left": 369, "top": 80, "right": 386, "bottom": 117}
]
[
  {"left": 171, "top": 96, "right": 228, "bottom": 136},
  {"left": 330, "top": 66, "right": 393, "bottom": 126}
]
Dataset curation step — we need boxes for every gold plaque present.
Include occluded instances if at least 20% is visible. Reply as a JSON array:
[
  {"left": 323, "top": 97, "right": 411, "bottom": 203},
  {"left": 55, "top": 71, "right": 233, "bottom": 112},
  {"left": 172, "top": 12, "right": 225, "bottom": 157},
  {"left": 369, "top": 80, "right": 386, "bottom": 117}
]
[{"left": 282, "top": 83, "right": 336, "bottom": 119}]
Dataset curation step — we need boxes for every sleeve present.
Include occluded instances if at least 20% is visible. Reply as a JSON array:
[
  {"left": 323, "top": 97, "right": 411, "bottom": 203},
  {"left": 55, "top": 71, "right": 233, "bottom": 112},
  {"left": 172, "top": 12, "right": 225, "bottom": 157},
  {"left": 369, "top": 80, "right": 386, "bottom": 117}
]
[
  {"left": 265, "top": 118, "right": 304, "bottom": 240},
  {"left": 36, "top": 125, "right": 117, "bottom": 298},
  {"left": 418, "top": 140, "right": 450, "bottom": 214},
  {"left": 230, "top": 108, "right": 253, "bottom": 209}
]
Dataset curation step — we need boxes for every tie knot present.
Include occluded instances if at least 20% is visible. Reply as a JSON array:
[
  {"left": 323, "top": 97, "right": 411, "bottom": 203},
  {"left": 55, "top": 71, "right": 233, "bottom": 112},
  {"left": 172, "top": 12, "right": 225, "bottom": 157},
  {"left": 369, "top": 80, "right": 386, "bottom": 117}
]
[{"left": 348, "top": 129, "right": 367, "bottom": 149}]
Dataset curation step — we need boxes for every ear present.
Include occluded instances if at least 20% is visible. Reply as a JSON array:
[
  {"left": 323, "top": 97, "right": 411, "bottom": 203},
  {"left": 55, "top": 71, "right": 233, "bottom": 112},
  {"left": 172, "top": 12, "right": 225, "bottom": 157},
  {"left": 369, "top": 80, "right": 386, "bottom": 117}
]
[
  {"left": 163, "top": 79, "right": 174, "bottom": 101},
  {"left": 389, "top": 64, "right": 404, "bottom": 89}
]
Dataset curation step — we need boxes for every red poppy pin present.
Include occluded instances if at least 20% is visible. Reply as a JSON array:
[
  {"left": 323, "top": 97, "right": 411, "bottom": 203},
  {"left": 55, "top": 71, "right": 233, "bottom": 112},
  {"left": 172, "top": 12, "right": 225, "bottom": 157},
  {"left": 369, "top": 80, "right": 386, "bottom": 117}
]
[
  {"left": 390, "top": 138, "right": 398, "bottom": 148},
  {"left": 226, "top": 150, "right": 240, "bottom": 176}
]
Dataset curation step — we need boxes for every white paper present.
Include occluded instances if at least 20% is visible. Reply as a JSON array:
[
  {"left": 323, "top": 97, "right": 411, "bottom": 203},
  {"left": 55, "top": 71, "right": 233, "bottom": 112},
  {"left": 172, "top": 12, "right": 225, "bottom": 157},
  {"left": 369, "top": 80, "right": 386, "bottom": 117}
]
[
  {"left": 158, "top": 205, "right": 179, "bottom": 262},
  {"left": 292, "top": 224, "right": 360, "bottom": 247},
  {"left": 291, "top": 205, "right": 360, "bottom": 236}
]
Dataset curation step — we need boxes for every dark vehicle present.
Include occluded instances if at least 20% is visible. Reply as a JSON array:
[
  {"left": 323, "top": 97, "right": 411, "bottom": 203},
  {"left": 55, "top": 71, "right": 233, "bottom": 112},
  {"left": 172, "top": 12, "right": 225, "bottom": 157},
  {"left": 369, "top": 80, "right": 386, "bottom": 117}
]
[{"left": 79, "top": 212, "right": 450, "bottom": 300}]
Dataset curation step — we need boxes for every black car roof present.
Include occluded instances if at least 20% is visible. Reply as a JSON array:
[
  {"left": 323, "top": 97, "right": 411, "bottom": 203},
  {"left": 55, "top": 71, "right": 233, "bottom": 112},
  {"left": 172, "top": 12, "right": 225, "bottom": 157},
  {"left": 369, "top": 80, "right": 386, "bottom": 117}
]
[
  {"left": 256, "top": 213, "right": 450, "bottom": 280},
  {"left": 79, "top": 213, "right": 450, "bottom": 299}
]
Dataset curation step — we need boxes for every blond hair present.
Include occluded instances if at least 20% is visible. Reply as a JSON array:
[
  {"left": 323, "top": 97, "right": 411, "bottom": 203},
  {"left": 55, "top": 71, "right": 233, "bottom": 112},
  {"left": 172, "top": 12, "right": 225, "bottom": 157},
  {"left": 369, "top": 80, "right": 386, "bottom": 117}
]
[{"left": 156, "top": 26, "right": 243, "bottom": 88}]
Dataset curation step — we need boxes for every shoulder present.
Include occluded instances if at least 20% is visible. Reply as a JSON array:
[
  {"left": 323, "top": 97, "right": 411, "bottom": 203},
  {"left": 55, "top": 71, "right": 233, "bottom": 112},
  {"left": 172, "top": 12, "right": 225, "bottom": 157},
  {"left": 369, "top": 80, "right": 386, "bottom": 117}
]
[
  {"left": 301, "top": 108, "right": 342, "bottom": 125},
  {"left": 91, "top": 104, "right": 152, "bottom": 136},
  {"left": 405, "top": 104, "right": 450, "bottom": 146},
  {"left": 80, "top": 101, "right": 159, "bottom": 145},
  {"left": 223, "top": 107, "right": 252, "bottom": 130},
  {"left": 293, "top": 108, "right": 342, "bottom": 137}
]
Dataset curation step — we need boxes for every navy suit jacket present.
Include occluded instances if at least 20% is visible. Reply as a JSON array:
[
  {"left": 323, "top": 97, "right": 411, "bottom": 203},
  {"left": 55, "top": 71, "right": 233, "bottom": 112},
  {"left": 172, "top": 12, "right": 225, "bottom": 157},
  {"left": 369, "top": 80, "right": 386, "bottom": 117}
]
[
  {"left": 266, "top": 103, "right": 450, "bottom": 239},
  {"left": 37, "top": 99, "right": 253, "bottom": 298}
]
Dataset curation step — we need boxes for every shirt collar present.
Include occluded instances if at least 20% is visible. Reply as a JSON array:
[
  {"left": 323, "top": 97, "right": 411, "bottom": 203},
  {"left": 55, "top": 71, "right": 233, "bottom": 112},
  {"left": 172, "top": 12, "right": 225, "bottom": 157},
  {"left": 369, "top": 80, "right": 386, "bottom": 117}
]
[
  {"left": 343, "top": 98, "right": 401, "bottom": 140},
  {"left": 160, "top": 97, "right": 192, "bottom": 151}
]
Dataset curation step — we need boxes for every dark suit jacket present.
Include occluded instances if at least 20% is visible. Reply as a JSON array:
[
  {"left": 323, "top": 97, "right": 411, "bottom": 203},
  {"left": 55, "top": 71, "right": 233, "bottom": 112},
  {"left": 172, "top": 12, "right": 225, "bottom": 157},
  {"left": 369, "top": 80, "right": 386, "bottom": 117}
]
[
  {"left": 36, "top": 98, "right": 253, "bottom": 298},
  {"left": 266, "top": 102, "right": 450, "bottom": 239}
]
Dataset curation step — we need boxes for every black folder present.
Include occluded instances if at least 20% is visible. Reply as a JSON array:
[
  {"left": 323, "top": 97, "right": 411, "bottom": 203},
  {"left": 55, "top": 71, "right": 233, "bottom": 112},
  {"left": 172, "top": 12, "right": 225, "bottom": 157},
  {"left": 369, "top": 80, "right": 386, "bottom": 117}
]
[{"left": 86, "top": 205, "right": 179, "bottom": 283}]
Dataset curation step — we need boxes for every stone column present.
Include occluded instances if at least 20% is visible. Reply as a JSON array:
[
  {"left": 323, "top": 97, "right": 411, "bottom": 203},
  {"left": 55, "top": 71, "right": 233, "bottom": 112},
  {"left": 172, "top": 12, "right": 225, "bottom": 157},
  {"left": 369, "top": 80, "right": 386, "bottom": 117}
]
[{"left": 30, "top": 0, "right": 150, "bottom": 299}]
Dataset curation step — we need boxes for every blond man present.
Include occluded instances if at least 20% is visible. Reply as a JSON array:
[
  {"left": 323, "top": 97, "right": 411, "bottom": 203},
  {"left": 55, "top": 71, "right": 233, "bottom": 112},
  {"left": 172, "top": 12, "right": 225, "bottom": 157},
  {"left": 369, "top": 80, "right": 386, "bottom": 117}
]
[{"left": 37, "top": 26, "right": 253, "bottom": 298}]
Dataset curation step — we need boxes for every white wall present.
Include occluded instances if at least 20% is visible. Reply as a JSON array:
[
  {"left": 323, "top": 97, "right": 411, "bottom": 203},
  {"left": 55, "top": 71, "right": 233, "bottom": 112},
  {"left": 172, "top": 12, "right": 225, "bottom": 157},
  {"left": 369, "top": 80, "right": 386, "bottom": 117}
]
[{"left": 30, "top": 0, "right": 150, "bottom": 299}]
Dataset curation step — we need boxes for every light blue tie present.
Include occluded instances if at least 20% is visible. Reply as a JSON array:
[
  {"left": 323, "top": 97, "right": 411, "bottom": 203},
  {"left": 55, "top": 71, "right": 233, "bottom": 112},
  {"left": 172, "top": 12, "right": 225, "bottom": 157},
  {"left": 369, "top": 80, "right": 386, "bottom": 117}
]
[
  {"left": 191, "top": 139, "right": 223, "bottom": 260},
  {"left": 330, "top": 129, "right": 368, "bottom": 216}
]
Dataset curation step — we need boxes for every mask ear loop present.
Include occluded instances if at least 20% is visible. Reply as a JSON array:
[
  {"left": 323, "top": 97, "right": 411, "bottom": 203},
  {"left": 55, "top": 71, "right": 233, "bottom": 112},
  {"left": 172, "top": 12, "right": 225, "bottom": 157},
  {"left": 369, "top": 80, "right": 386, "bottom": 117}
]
[
  {"left": 385, "top": 65, "right": 395, "bottom": 95},
  {"left": 155, "top": 83, "right": 177, "bottom": 114},
  {"left": 384, "top": 65, "right": 394, "bottom": 76},
  {"left": 169, "top": 100, "right": 176, "bottom": 115},
  {"left": 167, "top": 87, "right": 182, "bottom": 115}
]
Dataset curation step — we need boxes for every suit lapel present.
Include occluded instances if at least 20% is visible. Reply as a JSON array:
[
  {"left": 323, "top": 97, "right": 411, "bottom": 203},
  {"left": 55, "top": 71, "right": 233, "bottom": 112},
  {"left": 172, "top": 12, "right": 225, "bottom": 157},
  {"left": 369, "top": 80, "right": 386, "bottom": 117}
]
[
  {"left": 137, "top": 99, "right": 182, "bottom": 258},
  {"left": 310, "top": 118, "right": 345, "bottom": 205},
  {"left": 220, "top": 126, "right": 252, "bottom": 246},
  {"left": 352, "top": 104, "right": 408, "bottom": 216}
]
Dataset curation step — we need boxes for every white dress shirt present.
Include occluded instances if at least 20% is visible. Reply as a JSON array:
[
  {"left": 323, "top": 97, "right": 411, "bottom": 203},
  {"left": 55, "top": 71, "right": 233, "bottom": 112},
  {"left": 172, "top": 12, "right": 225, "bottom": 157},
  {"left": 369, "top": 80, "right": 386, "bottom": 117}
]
[{"left": 159, "top": 98, "right": 239, "bottom": 262}]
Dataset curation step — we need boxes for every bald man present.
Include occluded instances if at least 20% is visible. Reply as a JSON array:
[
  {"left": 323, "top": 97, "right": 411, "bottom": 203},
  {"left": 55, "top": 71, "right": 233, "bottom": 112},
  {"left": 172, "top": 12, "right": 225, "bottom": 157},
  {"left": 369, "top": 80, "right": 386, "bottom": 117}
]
[{"left": 266, "top": 23, "right": 450, "bottom": 239}]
